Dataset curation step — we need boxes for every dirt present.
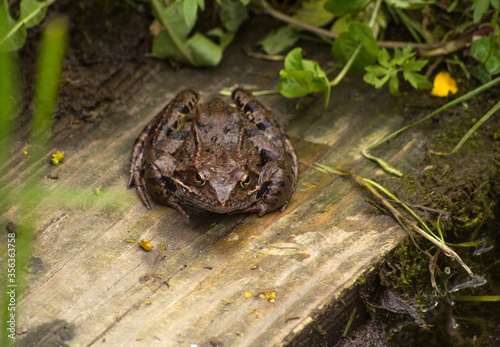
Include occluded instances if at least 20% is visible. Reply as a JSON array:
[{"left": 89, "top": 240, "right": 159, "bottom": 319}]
[{"left": 19, "top": 0, "right": 153, "bottom": 125}]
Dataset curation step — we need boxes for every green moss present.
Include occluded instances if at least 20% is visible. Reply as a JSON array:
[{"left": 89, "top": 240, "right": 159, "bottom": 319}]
[
  {"left": 375, "top": 85, "right": 500, "bottom": 345},
  {"left": 379, "top": 240, "right": 429, "bottom": 295}
]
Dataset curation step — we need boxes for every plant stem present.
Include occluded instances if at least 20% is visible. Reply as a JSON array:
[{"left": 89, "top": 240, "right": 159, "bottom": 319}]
[
  {"left": 151, "top": 0, "right": 197, "bottom": 66},
  {"left": 368, "top": 0, "right": 382, "bottom": 28},
  {"left": 260, "top": 0, "right": 456, "bottom": 55},
  {"left": 451, "top": 99, "right": 500, "bottom": 154},
  {"left": 260, "top": 0, "right": 335, "bottom": 39},
  {"left": 330, "top": 0, "right": 382, "bottom": 87}
]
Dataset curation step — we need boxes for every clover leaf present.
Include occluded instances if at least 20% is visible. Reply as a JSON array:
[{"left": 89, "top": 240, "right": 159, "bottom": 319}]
[
  {"left": 332, "top": 21, "right": 378, "bottom": 74},
  {"left": 278, "top": 47, "right": 331, "bottom": 107}
]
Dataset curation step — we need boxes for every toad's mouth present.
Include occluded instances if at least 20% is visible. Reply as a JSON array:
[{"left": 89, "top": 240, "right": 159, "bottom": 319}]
[{"left": 176, "top": 179, "right": 261, "bottom": 214}]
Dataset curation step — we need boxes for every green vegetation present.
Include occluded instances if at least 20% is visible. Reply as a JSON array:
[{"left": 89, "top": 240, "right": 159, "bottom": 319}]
[
  {"left": 3, "top": 1, "right": 500, "bottom": 101},
  {"left": 0, "top": 15, "right": 68, "bottom": 347},
  {"left": 0, "top": 0, "right": 56, "bottom": 51},
  {"left": 0, "top": 1, "right": 498, "bottom": 344},
  {"left": 142, "top": 0, "right": 500, "bottom": 100}
]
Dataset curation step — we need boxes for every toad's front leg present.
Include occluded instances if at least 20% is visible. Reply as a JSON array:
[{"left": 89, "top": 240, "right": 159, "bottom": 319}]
[{"left": 234, "top": 160, "right": 296, "bottom": 216}]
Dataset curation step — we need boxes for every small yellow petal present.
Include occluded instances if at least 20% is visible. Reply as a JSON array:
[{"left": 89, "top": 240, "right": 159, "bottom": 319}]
[
  {"left": 50, "top": 150, "right": 64, "bottom": 165},
  {"left": 139, "top": 239, "right": 152, "bottom": 251},
  {"left": 431, "top": 72, "right": 458, "bottom": 97}
]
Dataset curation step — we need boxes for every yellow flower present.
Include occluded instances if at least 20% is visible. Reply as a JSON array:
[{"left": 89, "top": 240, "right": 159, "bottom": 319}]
[
  {"left": 50, "top": 150, "right": 64, "bottom": 165},
  {"left": 431, "top": 72, "right": 458, "bottom": 97}
]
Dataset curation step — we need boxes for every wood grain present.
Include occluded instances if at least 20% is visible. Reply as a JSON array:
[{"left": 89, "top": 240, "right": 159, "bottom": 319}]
[{"left": 0, "top": 18, "right": 424, "bottom": 347}]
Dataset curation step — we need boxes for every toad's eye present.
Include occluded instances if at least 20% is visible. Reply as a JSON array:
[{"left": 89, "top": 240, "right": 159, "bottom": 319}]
[
  {"left": 195, "top": 172, "right": 206, "bottom": 186},
  {"left": 240, "top": 174, "right": 251, "bottom": 188}
]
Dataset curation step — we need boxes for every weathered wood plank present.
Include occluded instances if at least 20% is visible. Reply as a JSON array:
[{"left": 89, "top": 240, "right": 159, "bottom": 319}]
[{"left": 0, "top": 17, "right": 425, "bottom": 347}]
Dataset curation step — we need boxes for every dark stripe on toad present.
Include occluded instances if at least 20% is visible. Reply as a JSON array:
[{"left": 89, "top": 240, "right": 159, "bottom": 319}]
[
  {"left": 169, "top": 130, "right": 190, "bottom": 141},
  {"left": 243, "top": 101, "right": 259, "bottom": 114},
  {"left": 163, "top": 127, "right": 172, "bottom": 137},
  {"left": 163, "top": 176, "right": 177, "bottom": 192},
  {"left": 244, "top": 128, "right": 258, "bottom": 138},
  {"left": 257, "top": 180, "right": 286, "bottom": 198},
  {"left": 256, "top": 119, "right": 270, "bottom": 131}
]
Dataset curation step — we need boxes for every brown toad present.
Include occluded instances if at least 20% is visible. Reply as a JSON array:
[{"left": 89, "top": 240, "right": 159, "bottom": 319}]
[{"left": 128, "top": 88, "right": 297, "bottom": 219}]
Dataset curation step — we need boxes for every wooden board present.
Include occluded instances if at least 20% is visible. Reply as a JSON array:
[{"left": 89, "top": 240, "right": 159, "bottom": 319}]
[{"left": 1, "top": 17, "right": 421, "bottom": 347}]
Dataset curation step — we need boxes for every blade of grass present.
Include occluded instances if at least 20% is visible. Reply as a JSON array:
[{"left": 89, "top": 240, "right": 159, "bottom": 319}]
[
  {"left": 450, "top": 99, "right": 500, "bottom": 154},
  {"left": 313, "top": 163, "right": 476, "bottom": 287},
  {"left": 31, "top": 16, "right": 68, "bottom": 156},
  {"left": 1, "top": 17, "right": 68, "bottom": 347},
  {"left": 343, "top": 308, "right": 357, "bottom": 337},
  {"left": 453, "top": 296, "right": 500, "bottom": 302},
  {"left": 363, "top": 75, "right": 500, "bottom": 175},
  {"left": 364, "top": 178, "right": 440, "bottom": 241},
  {"left": 0, "top": 50, "right": 16, "bottom": 347},
  {"left": 0, "top": 51, "right": 15, "bottom": 180}
]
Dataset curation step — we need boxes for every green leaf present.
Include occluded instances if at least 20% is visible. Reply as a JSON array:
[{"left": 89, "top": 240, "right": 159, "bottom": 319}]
[
  {"left": 485, "top": 49, "right": 500, "bottom": 74},
  {"left": 364, "top": 43, "right": 431, "bottom": 95},
  {"left": 403, "top": 59, "right": 428, "bottom": 72},
  {"left": 364, "top": 70, "right": 391, "bottom": 88},
  {"left": 154, "top": 1, "right": 193, "bottom": 39},
  {"left": 151, "top": 0, "right": 205, "bottom": 65},
  {"left": 278, "top": 47, "right": 330, "bottom": 106},
  {"left": 219, "top": 0, "right": 248, "bottom": 33},
  {"left": 295, "top": 0, "right": 334, "bottom": 27},
  {"left": 403, "top": 71, "right": 432, "bottom": 89},
  {"left": 472, "top": 64, "right": 492, "bottom": 83},
  {"left": 332, "top": 32, "right": 377, "bottom": 74},
  {"left": 348, "top": 21, "right": 378, "bottom": 57},
  {"left": 393, "top": 45, "right": 414, "bottom": 66},
  {"left": 260, "top": 26, "right": 298, "bottom": 55},
  {"left": 472, "top": 0, "right": 490, "bottom": 23},
  {"left": 279, "top": 70, "right": 313, "bottom": 98},
  {"left": 385, "top": 0, "right": 435, "bottom": 10},
  {"left": 323, "top": 0, "right": 372, "bottom": 16},
  {"left": 302, "top": 59, "right": 330, "bottom": 92},
  {"left": 206, "top": 27, "right": 235, "bottom": 50},
  {"left": 152, "top": 30, "right": 190, "bottom": 63},
  {"left": 0, "top": 1, "right": 25, "bottom": 51},
  {"left": 21, "top": 0, "right": 48, "bottom": 28},
  {"left": 0, "top": 0, "right": 54, "bottom": 52},
  {"left": 365, "top": 64, "right": 389, "bottom": 75},
  {"left": 378, "top": 48, "right": 390, "bottom": 68},
  {"left": 183, "top": 0, "right": 199, "bottom": 28},
  {"left": 388, "top": 73, "right": 400, "bottom": 96},
  {"left": 471, "top": 36, "right": 492, "bottom": 63},
  {"left": 186, "top": 32, "right": 222, "bottom": 66},
  {"left": 284, "top": 47, "right": 304, "bottom": 71}
]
